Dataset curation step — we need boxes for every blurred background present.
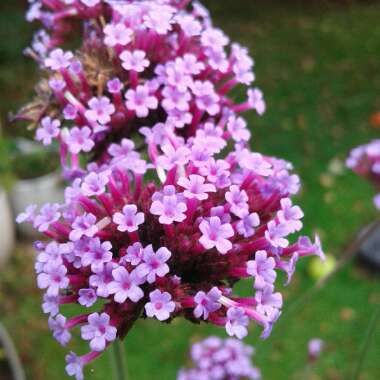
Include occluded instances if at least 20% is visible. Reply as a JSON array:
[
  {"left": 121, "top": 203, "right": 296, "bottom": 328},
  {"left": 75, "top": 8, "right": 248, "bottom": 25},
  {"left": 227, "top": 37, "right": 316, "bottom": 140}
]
[{"left": 0, "top": 0, "right": 380, "bottom": 379}]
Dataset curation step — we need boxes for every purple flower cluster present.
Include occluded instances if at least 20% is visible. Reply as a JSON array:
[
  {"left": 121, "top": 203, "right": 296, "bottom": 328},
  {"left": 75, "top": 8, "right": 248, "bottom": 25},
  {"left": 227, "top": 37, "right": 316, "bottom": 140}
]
[
  {"left": 22, "top": 0, "right": 263, "bottom": 178},
  {"left": 347, "top": 140, "right": 380, "bottom": 208},
  {"left": 17, "top": 1, "right": 325, "bottom": 379},
  {"left": 178, "top": 336, "right": 261, "bottom": 380},
  {"left": 18, "top": 132, "right": 323, "bottom": 378}
]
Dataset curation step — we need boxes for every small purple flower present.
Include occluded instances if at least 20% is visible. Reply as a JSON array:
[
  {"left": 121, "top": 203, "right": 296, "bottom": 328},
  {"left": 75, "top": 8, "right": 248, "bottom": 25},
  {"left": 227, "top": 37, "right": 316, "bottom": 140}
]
[
  {"left": 63, "top": 104, "right": 78, "bottom": 120},
  {"left": 278, "top": 198, "right": 303, "bottom": 233},
  {"left": 16, "top": 204, "right": 37, "bottom": 224},
  {"left": 81, "top": 171, "right": 109, "bottom": 197},
  {"left": 157, "top": 144, "right": 191, "bottom": 170},
  {"left": 70, "top": 213, "right": 98, "bottom": 242},
  {"left": 308, "top": 338, "right": 324, "bottom": 361},
  {"left": 122, "top": 242, "right": 144, "bottom": 266},
  {"left": 136, "top": 245, "right": 171, "bottom": 283},
  {"left": 239, "top": 150, "right": 273, "bottom": 177},
  {"left": 145, "top": 289, "right": 176, "bottom": 321},
  {"left": 42, "top": 294, "right": 59, "bottom": 316},
  {"left": 89, "top": 262, "right": 116, "bottom": 297},
  {"left": 108, "top": 138, "right": 137, "bottom": 159},
  {"left": 45, "top": 48, "right": 73, "bottom": 70},
  {"left": 162, "top": 86, "right": 191, "bottom": 112},
  {"left": 85, "top": 97, "right": 115, "bottom": 125},
  {"left": 199, "top": 216, "right": 234, "bottom": 254},
  {"left": 108, "top": 267, "right": 144, "bottom": 303},
  {"left": 150, "top": 189, "right": 187, "bottom": 225},
  {"left": 194, "top": 287, "right": 222, "bottom": 320},
  {"left": 36, "top": 116, "right": 60, "bottom": 145},
  {"left": 247, "top": 88, "right": 266, "bottom": 116},
  {"left": 81, "top": 238, "right": 113, "bottom": 272},
  {"left": 264, "top": 221, "right": 289, "bottom": 249},
  {"left": 78, "top": 288, "right": 97, "bottom": 307},
  {"left": 192, "top": 80, "right": 220, "bottom": 116},
  {"left": 178, "top": 175, "right": 216, "bottom": 201},
  {"left": 113, "top": 204, "right": 145, "bottom": 233},
  {"left": 49, "top": 314, "right": 71, "bottom": 346},
  {"left": 81, "top": 312, "right": 117, "bottom": 352},
  {"left": 104, "top": 23, "right": 132, "bottom": 47},
  {"left": 255, "top": 285, "right": 283, "bottom": 317},
  {"left": 225, "top": 185, "right": 249, "bottom": 218},
  {"left": 37, "top": 262, "right": 69, "bottom": 296},
  {"left": 65, "top": 352, "right": 84, "bottom": 380},
  {"left": 225, "top": 307, "right": 249, "bottom": 339},
  {"left": 120, "top": 49, "right": 150, "bottom": 72},
  {"left": 227, "top": 116, "right": 250, "bottom": 142},
  {"left": 247, "top": 251, "right": 276, "bottom": 289},
  {"left": 237, "top": 212, "right": 260, "bottom": 238},
  {"left": 107, "top": 77, "right": 123, "bottom": 94},
  {"left": 125, "top": 84, "right": 158, "bottom": 118},
  {"left": 34, "top": 203, "right": 61, "bottom": 232},
  {"left": 65, "top": 127, "right": 95, "bottom": 154}
]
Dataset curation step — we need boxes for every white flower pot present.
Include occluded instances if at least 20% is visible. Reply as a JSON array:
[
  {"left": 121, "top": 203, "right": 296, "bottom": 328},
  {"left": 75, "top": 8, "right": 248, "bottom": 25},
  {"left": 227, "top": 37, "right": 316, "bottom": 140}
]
[
  {"left": 0, "top": 187, "right": 15, "bottom": 267},
  {"left": 10, "top": 172, "right": 65, "bottom": 238}
]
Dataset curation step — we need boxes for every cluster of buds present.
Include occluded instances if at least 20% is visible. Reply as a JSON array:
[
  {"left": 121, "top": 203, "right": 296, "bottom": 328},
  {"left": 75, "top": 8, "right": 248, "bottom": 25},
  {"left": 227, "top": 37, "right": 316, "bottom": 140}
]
[
  {"left": 347, "top": 140, "right": 380, "bottom": 209},
  {"left": 18, "top": 127, "right": 323, "bottom": 378},
  {"left": 21, "top": 0, "right": 264, "bottom": 178},
  {"left": 178, "top": 336, "right": 261, "bottom": 380}
]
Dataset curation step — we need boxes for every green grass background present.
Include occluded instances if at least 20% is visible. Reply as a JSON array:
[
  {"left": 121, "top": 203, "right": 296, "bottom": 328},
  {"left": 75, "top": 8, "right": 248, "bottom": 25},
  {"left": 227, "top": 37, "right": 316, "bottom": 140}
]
[{"left": 0, "top": 1, "right": 379, "bottom": 379}]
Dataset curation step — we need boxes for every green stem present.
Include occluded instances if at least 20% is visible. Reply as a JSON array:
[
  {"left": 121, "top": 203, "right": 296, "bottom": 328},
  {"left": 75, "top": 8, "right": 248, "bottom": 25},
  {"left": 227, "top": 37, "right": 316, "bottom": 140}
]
[
  {"left": 352, "top": 302, "right": 380, "bottom": 380},
  {"left": 112, "top": 340, "right": 129, "bottom": 380}
]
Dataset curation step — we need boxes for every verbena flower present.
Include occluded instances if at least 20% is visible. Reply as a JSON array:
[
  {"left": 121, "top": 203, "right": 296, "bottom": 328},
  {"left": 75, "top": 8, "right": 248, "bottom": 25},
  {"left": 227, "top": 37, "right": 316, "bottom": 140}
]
[
  {"left": 177, "top": 336, "right": 261, "bottom": 380},
  {"left": 347, "top": 140, "right": 380, "bottom": 208},
  {"left": 18, "top": 134, "right": 323, "bottom": 378},
  {"left": 21, "top": 0, "right": 263, "bottom": 178}
]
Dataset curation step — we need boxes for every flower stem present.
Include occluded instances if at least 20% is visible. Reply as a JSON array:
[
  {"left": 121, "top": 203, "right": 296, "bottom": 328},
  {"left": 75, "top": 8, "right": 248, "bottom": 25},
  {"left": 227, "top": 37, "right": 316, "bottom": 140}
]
[
  {"left": 352, "top": 302, "right": 380, "bottom": 380},
  {"left": 112, "top": 340, "right": 129, "bottom": 380}
]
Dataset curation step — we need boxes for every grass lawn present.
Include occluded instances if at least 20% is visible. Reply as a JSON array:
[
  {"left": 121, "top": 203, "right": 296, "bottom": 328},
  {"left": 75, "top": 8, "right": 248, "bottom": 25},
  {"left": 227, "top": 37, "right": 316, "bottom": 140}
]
[{"left": 1, "top": 1, "right": 380, "bottom": 379}]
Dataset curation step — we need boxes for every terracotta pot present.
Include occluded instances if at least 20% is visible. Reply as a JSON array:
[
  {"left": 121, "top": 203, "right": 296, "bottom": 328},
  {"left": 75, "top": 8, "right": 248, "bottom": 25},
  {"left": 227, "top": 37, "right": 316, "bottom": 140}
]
[{"left": 0, "top": 187, "right": 14, "bottom": 267}]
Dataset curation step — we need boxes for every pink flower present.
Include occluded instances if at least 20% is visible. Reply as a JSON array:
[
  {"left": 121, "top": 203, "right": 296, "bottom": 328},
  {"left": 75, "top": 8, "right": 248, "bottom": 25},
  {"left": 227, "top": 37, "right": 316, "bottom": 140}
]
[
  {"left": 85, "top": 97, "right": 115, "bottom": 125},
  {"left": 157, "top": 144, "right": 191, "bottom": 170},
  {"left": 69, "top": 213, "right": 98, "bottom": 241},
  {"left": 45, "top": 48, "right": 73, "bottom": 70},
  {"left": 104, "top": 23, "right": 133, "bottom": 47},
  {"left": 36, "top": 116, "right": 60, "bottom": 145},
  {"left": 227, "top": 116, "right": 250, "bottom": 142},
  {"left": 278, "top": 198, "right": 303, "bottom": 233},
  {"left": 199, "top": 216, "right": 234, "bottom": 254},
  {"left": 81, "top": 312, "right": 117, "bottom": 352},
  {"left": 37, "top": 262, "right": 69, "bottom": 296},
  {"left": 108, "top": 267, "right": 144, "bottom": 303},
  {"left": 264, "top": 221, "right": 289, "bottom": 249},
  {"left": 122, "top": 242, "right": 144, "bottom": 266},
  {"left": 150, "top": 188, "right": 187, "bottom": 224},
  {"left": 193, "top": 287, "right": 222, "bottom": 320},
  {"left": 81, "top": 171, "right": 109, "bottom": 197},
  {"left": 177, "top": 174, "right": 216, "bottom": 201},
  {"left": 81, "top": 238, "right": 113, "bottom": 272},
  {"left": 192, "top": 80, "right": 220, "bottom": 116},
  {"left": 247, "top": 251, "right": 276, "bottom": 289},
  {"left": 145, "top": 290, "right": 175, "bottom": 321},
  {"left": 113, "top": 204, "right": 145, "bottom": 232},
  {"left": 65, "top": 127, "right": 94, "bottom": 154},
  {"left": 120, "top": 50, "right": 150, "bottom": 72},
  {"left": 225, "top": 307, "right": 249, "bottom": 339},
  {"left": 136, "top": 245, "right": 171, "bottom": 283},
  {"left": 225, "top": 185, "right": 249, "bottom": 218},
  {"left": 125, "top": 85, "right": 158, "bottom": 118},
  {"left": 237, "top": 213, "right": 260, "bottom": 238},
  {"left": 247, "top": 88, "right": 266, "bottom": 116}
]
